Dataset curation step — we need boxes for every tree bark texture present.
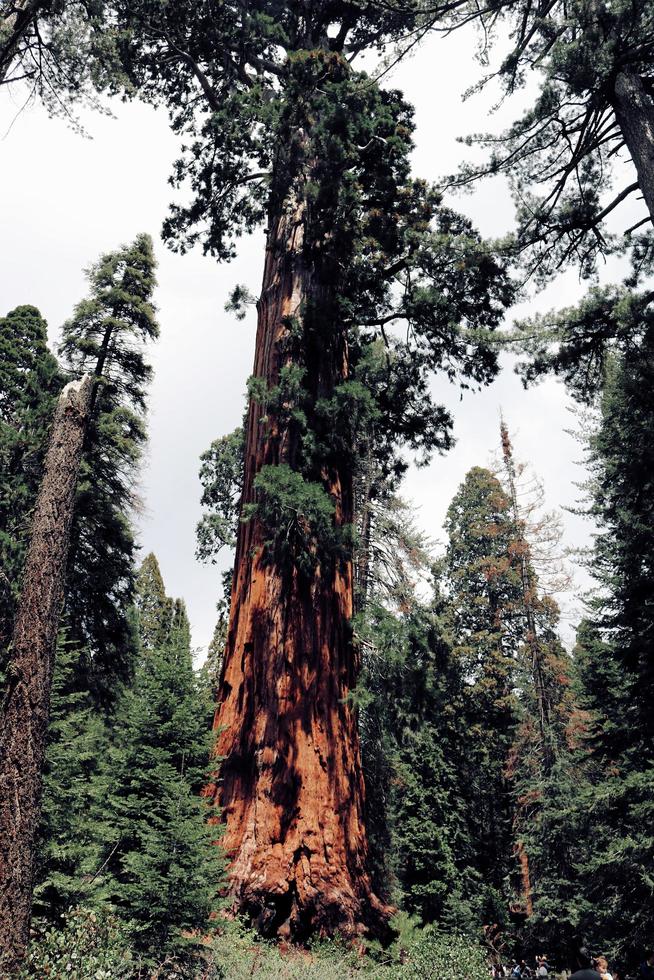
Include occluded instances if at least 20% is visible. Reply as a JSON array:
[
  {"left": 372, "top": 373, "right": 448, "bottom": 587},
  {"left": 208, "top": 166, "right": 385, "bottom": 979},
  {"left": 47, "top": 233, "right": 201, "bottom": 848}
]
[
  {"left": 206, "top": 187, "right": 390, "bottom": 940},
  {"left": 613, "top": 71, "right": 654, "bottom": 224},
  {"left": 0, "top": 376, "right": 92, "bottom": 974}
]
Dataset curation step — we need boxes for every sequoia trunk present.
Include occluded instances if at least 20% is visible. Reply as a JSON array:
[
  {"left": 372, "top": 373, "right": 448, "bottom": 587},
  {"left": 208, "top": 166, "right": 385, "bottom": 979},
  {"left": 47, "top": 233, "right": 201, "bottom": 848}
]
[
  {"left": 613, "top": 71, "right": 654, "bottom": 223},
  {"left": 206, "top": 185, "right": 389, "bottom": 939},
  {"left": 0, "top": 376, "right": 92, "bottom": 973}
]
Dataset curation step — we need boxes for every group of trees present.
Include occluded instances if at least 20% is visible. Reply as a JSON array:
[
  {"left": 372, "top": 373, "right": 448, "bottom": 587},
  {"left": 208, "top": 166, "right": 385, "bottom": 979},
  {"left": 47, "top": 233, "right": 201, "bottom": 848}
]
[
  {"left": 1, "top": 0, "right": 654, "bottom": 974},
  {"left": 0, "top": 239, "right": 220, "bottom": 973}
]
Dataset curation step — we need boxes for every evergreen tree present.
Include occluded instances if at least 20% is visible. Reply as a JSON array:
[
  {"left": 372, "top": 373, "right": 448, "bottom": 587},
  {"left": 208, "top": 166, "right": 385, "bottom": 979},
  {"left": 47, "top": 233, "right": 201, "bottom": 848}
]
[
  {"left": 432, "top": 0, "right": 654, "bottom": 280},
  {"left": 99, "top": 561, "right": 221, "bottom": 962},
  {"left": 59, "top": 232, "right": 159, "bottom": 696},
  {"left": 509, "top": 331, "right": 654, "bottom": 963},
  {"left": 559, "top": 344, "right": 654, "bottom": 962},
  {"left": 357, "top": 593, "right": 479, "bottom": 930},
  {"left": 444, "top": 467, "right": 524, "bottom": 914},
  {"left": 33, "top": 631, "right": 109, "bottom": 918},
  {"left": 104, "top": 1, "right": 515, "bottom": 938},
  {"left": 0, "top": 305, "right": 60, "bottom": 653},
  {"left": 134, "top": 552, "right": 174, "bottom": 653}
]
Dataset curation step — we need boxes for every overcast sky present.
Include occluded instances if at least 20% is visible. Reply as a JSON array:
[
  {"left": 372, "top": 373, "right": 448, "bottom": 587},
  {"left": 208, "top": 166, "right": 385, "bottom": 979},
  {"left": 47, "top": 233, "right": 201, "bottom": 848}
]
[{"left": 0, "top": 25, "right": 626, "bottom": 655}]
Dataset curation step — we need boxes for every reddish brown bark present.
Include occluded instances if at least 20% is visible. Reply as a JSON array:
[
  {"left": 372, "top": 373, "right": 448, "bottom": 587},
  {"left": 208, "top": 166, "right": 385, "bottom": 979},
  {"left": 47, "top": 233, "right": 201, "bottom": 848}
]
[
  {"left": 206, "top": 193, "right": 390, "bottom": 940},
  {"left": 0, "top": 376, "right": 92, "bottom": 974},
  {"left": 515, "top": 842, "right": 534, "bottom": 918}
]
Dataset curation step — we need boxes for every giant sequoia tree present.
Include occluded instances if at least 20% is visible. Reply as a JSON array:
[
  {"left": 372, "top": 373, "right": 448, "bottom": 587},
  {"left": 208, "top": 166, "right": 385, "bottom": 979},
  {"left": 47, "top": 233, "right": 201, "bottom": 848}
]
[{"left": 104, "top": 1, "right": 513, "bottom": 938}]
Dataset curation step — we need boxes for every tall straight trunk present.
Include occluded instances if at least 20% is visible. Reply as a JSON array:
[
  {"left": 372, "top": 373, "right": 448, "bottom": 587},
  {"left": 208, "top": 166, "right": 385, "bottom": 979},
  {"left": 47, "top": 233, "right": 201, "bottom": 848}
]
[
  {"left": 206, "top": 179, "right": 389, "bottom": 940},
  {"left": 613, "top": 71, "right": 654, "bottom": 224},
  {"left": 0, "top": 376, "right": 92, "bottom": 974}
]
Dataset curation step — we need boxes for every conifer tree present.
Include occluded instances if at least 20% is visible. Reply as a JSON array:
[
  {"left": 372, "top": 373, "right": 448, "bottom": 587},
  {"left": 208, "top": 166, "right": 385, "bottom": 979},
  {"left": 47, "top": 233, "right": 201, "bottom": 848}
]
[
  {"left": 104, "top": 2, "right": 514, "bottom": 935},
  {"left": 100, "top": 560, "right": 221, "bottom": 962},
  {"left": 59, "top": 232, "right": 159, "bottom": 696},
  {"left": 444, "top": 467, "right": 524, "bottom": 914},
  {"left": 0, "top": 305, "right": 60, "bottom": 654},
  {"left": 134, "top": 552, "right": 174, "bottom": 653},
  {"left": 357, "top": 592, "right": 478, "bottom": 929},
  {"left": 431, "top": 0, "right": 654, "bottom": 280},
  {"left": 559, "top": 344, "right": 654, "bottom": 961},
  {"left": 507, "top": 251, "right": 654, "bottom": 962},
  {"left": 33, "top": 630, "right": 109, "bottom": 918}
]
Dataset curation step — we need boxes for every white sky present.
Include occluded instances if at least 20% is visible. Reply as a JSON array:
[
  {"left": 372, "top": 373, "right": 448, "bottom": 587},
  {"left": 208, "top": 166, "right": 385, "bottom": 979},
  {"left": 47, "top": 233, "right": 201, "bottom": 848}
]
[{"left": 0, "top": 25, "right": 625, "bottom": 655}]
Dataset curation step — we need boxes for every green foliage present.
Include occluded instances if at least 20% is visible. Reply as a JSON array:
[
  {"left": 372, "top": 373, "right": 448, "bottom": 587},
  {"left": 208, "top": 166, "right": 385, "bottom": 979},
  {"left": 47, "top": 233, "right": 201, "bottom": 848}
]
[
  {"left": 225, "top": 284, "right": 256, "bottom": 321},
  {"left": 356, "top": 591, "right": 489, "bottom": 930},
  {"left": 208, "top": 918, "right": 489, "bottom": 979},
  {"left": 196, "top": 428, "right": 245, "bottom": 562},
  {"left": 248, "top": 464, "right": 338, "bottom": 575},
  {"left": 20, "top": 913, "right": 489, "bottom": 979},
  {"left": 522, "top": 338, "right": 654, "bottom": 964},
  {"left": 0, "top": 2, "right": 126, "bottom": 126},
  {"left": 440, "top": 0, "right": 654, "bottom": 280},
  {"left": 34, "top": 632, "right": 109, "bottom": 919},
  {"left": 135, "top": 553, "right": 174, "bottom": 652},
  {"left": 0, "top": 305, "right": 61, "bottom": 652},
  {"left": 444, "top": 468, "right": 522, "bottom": 906},
  {"left": 21, "top": 907, "right": 135, "bottom": 980},
  {"left": 400, "top": 930, "right": 489, "bottom": 980},
  {"left": 106, "top": 5, "right": 514, "bottom": 582},
  {"left": 59, "top": 232, "right": 159, "bottom": 696},
  {"left": 98, "top": 561, "right": 223, "bottom": 962}
]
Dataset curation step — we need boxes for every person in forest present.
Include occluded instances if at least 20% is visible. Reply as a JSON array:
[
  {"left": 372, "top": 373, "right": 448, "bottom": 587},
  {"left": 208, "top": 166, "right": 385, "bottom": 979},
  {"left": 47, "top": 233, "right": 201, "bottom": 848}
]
[
  {"left": 595, "top": 956, "right": 613, "bottom": 980},
  {"left": 639, "top": 951, "right": 654, "bottom": 979},
  {"left": 569, "top": 949, "right": 601, "bottom": 980}
]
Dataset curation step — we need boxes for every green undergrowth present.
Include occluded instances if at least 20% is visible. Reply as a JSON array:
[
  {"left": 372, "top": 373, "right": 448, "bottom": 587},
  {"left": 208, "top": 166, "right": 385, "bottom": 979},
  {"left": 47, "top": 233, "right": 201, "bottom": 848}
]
[{"left": 22, "top": 908, "right": 489, "bottom": 979}]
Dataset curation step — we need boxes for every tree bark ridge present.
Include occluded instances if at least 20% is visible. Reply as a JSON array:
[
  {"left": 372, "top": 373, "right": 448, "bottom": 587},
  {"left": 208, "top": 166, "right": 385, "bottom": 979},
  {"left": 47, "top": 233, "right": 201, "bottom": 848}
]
[
  {"left": 206, "top": 188, "right": 390, "bottom": 940},
  {"left": 0, "top": 375, "right": 92, "bottom": 973}
]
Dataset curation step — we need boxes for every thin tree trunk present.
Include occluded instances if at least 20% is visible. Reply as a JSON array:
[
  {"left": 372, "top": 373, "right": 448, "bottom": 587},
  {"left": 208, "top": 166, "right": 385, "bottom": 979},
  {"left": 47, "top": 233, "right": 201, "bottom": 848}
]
[
  {"left": 0, "top": 375, "right": 92, "bottom": 974},
  {"left": 206, "top": 176, "right": 390, "bottom": 940},
  {"left": 613, "top": 71, "right": 654, "bottom": 224}
]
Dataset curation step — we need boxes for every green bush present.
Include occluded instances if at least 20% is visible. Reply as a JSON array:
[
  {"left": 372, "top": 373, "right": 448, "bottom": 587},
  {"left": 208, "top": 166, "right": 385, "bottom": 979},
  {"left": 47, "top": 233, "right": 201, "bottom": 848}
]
[
  {"left": 21, "top": 911, "right": 489, "bottom": 979},
  {"left": 22, "top": 908, "right": 134, "bottom": 979},
  {"left": 208, "top": 919, "right": 489, "bottom": 979},
  {"left": 401, "top": 931, "right": 489, "bottom": 980},
  {"left": 22, "top": 907, "right": 221, "bottom": 979}
]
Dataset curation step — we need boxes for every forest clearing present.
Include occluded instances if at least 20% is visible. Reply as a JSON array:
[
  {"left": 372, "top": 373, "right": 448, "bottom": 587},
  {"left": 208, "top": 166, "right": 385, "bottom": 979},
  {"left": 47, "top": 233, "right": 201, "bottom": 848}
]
[{"left": 0, "top": 1, "right": 653, "bottom": 977}]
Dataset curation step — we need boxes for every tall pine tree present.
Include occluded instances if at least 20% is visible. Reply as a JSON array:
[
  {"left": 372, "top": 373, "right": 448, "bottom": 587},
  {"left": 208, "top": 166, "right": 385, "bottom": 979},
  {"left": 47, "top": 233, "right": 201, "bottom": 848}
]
[
  {"left": 99, "top": 555, "right": 222, "bottom": 963},
  {"left": 59, "top": 232, "right": 159, "bottom": 697}
]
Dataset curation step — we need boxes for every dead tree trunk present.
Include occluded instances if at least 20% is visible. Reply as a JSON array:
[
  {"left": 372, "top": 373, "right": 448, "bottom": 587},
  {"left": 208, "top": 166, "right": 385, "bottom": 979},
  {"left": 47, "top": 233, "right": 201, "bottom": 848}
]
[
  {"left": 613, "top": 71, "right": 654, "bottom": 224},
  {"left": 205, "top": 174, "right": 390, "bottom": 940},
  {"left": 0, "top": 375, "right": 92, "bottom": 974}
]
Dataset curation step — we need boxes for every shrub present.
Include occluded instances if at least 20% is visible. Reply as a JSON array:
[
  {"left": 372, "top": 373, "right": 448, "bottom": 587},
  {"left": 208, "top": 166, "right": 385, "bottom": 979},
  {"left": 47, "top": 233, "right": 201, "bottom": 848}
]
[{"left": 22, "top": 908, "right": 134, "bottom": 979}]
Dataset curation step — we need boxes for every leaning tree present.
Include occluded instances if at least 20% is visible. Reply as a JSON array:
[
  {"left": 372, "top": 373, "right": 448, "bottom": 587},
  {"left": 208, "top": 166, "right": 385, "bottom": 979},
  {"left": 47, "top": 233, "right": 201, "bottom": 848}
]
[{"left": 108, "top": 0, "right": 514, "bottom": 939}]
